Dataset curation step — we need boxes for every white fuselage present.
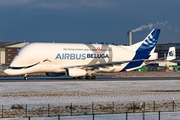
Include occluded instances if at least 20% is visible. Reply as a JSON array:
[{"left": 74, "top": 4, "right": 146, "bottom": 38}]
[{"left": 5, "top": 43, "right": 139, "bottom": 75}]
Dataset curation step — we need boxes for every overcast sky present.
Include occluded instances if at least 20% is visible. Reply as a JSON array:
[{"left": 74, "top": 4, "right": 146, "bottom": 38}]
[{"left": 0, "top": 0, "right": 179, "bottom": 44}]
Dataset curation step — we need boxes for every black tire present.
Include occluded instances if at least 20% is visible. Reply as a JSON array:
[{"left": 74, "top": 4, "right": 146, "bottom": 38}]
[
  {"left": 85, "top": 76, "right": 90, "bottom": 79},
  {"left": 78, "top": 76, "right": 83, "bottom": 79},
  {"left": 91, "top": 76, "right": 96, "bottom": 79}
]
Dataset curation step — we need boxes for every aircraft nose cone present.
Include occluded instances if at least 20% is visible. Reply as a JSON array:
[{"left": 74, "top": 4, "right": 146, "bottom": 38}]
[
  {"left": 4, "top": 69, "right": 11, "bottom": 75},
  {"left": 4, "top": 69, "right": 21, "bottom": 76}
]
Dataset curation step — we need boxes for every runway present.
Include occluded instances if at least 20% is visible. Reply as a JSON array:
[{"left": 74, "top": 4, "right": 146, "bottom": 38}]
[
  {"left": 0, "top": 75, "right": 180, "bottom": 105},
  {"left": 0, "top": 75, "right": 180, "bottom": 82}
]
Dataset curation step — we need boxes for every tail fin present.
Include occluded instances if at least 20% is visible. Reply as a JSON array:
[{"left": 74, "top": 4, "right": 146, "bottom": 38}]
[
  {"left": 166, "top": 47, "right": 176, "bottom": 61},
  {"left": 130, "top": 29, "right": 160, "bottom": 60},
  {"left": 121, "top": 29, "right": 160, "bottom": 72},
  {"left": 131, "top": 29, "right": 161, "bottom": 54}
]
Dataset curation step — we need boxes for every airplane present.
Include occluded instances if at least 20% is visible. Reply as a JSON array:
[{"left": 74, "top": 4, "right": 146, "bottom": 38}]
[
  {"left": 144, "top": 47, "right": 176, "bottom": 68},
  {"left": 165, "top": 46, "right": 180, "bottom": 63},
  {"left": 149, "top": 46, "right": 176, "bottom": 63},
  {"left": 4, "top": 29, "right": 161, "bottom": 80},
  {"left": 166, "top": 47, "right": 176, "bottom": 61}
]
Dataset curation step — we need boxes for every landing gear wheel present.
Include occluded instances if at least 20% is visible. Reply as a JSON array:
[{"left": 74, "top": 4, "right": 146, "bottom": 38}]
[
  {"left": 91, "top": 76, "right": 96, "bottom": 79},
  {"left": 85, "top": 76, "right": 96, "bottom": 80},
  {"left": 24, "top": 77, "right": 28, "bottom": 80},
  {"left": 78, "top": 76, "right": 83, "bottom": 79},
  {"left": 73, "top": 76, "right": 83, "bottom": 79},
  {"left": 85, "top": 76, "right": 91, "bottom": 80}
]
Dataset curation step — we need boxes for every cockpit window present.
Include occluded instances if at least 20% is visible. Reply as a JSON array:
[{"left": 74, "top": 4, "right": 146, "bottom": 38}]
[
  {"left": 15, "top": 43, "right": 29, "bottom": 56},
  {"left": 15, "top": 51, "right": 19, "bottom": 56}
]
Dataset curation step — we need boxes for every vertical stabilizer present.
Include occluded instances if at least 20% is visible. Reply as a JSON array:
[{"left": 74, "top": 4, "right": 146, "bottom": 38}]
[
  {"left": 131, "top": 29, "right": 161, "bottom": 54},
  {"left": 121, "top": 29, "right": 161, "bottom": 71},
  {"left": 166, "top": 47, "right": 176, "bottom": 61}
]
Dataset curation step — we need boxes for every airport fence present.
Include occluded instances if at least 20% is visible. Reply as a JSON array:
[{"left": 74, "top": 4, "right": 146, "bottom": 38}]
[
  {"left": 1, "top": 112, "right": 180, "bottom": 120},
  {"left": 0, "top": 100, "right": 180, "bottom": 118}
]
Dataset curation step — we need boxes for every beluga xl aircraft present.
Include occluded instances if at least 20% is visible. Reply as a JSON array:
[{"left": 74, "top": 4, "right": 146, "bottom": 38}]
[{"left": 4, "top": 29, "right": 161, "bottom": 80}]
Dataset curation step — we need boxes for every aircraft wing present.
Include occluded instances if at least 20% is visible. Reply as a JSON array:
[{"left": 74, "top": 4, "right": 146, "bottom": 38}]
[
  {"left": 170, "top": 59, "right": 180, "bottom": 63},
  {"left": 144, "top": 57, "right": 164, "bottom": 63},
  {"left": 62, "top": 59, "right": 146, "bottom": 70},
  {"left": 145, "top": 47, "right": 176, "bottom": 63}
]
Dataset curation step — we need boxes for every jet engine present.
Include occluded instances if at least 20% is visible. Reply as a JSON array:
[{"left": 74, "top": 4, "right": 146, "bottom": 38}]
[{"left": 66, "top": 68, "right": 86, "bottom": 77}]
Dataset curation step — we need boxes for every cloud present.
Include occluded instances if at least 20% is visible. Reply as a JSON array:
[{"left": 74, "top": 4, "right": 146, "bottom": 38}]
[
  {"left": 0, "top": 0, "right": 31, "bottom": 6},
  {"left": 0, "top": 0, "right": 115, "bottom": 9},
  {"left": 36, "top": 0, "right": 115, "bottom": 10}
]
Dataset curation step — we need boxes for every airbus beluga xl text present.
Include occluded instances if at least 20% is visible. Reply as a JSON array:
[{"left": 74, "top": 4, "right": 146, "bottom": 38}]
[{"left": 4, "top": 29, "right": 161, "bottom": 80}]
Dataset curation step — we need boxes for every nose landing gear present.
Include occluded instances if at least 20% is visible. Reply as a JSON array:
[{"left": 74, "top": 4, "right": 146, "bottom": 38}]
[{"left": 24, "top": 74, "right": 28, "bottom": 80}]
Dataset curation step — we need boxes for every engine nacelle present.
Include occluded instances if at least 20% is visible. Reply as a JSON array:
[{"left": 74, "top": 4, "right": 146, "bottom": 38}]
[
  {"left": 66, "top": 68, "right": 86, "bottom": 77},
  {"left": 46, "top": 72, "right": 66, "bottom": 77}
]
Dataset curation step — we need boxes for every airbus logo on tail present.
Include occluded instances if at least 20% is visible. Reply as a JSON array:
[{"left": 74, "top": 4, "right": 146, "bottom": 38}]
[
  {"left": 55, "top": 53, "right": 109, "bottom": 60},
  {"left": 169, "top": 51, "right": 174, "bottom": 56}
]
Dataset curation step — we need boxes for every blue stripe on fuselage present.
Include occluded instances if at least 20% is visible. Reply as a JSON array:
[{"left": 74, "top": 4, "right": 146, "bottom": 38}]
[{"left": 120, "top": 53, "right": 150, "bottom": 72}]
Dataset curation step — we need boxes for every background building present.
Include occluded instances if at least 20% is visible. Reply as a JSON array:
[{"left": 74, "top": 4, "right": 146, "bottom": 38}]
[
  {"left": 0, "top": 42, "right": 28, "bottom": 65},
  {"left": 155, "top": 43, "right": 180, "bottom": 59},
  {"left": 5, "top": 42, "right": 28, "bottom": 65},
  {"left": 0, "top": 42, "right": 6, "bottom": 65}
]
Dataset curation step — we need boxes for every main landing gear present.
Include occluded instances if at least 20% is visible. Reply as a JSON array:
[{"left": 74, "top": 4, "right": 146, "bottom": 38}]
[
  {"left": 73, "top": 76, "right": 83, "bottom": 79},
  {"left": 85, "top": 75, "right": 96, "bottom": 80},
  {"left": 72, "top": 76, "right": 96, "bottom": 80}
]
